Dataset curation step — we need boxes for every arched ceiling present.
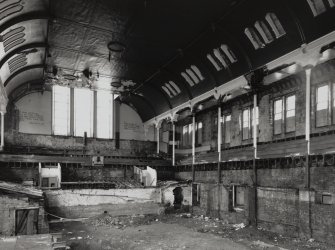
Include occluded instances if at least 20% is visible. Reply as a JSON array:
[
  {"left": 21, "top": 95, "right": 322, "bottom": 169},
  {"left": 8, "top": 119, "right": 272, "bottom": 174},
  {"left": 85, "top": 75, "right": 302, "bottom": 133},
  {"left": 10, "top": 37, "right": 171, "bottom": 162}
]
[{"left": 0, "top": 0, "right": 335, "bottom": 121}]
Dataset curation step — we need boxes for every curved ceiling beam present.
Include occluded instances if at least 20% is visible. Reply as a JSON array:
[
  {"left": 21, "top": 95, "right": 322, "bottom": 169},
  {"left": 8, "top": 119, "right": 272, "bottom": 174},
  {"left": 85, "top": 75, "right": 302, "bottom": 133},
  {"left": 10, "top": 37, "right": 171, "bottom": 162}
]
[
  {"left": 161, "top": 68, "right": 193, "bottom": 100},
  {"left": 283, "top": 2, "right": 306, "bottom": 44},
  {"left": 4, "top": 64, "right": 44, "bottom": 87},
  {"left": 8, "top": 79, "right": 44, "bottom": 102},
  {"left": 129, "top": 92, "right": 157, "bottom": 117},
  {"left": 141, "top": 83, "right": 173, "bottom": 109},
  {"left": 0, "top": 11, "right": 49, "bottom": 34},
  {"left": 0, "top": 42, "right": 48, "bottom": 69}
]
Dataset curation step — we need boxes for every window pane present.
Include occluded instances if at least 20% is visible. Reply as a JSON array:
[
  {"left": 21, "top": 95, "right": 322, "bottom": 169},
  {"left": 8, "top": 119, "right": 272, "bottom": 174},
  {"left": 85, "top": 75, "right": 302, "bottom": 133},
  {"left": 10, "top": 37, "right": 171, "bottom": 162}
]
[
  {"left": 225, "top": 115, "right": 231, "bottom": 143},
  {"left": 74, "top": 88, "right": 93, "bottom": 137},
  {"left": 53, "top": 85, "right": 70, "bottom": 135},
  {"left": 286, "top": 95, "right": 296, "bottom": 132},
  {"left": 316, "top": 85, "right": 329, "bottom": 127},
  {"left": 242, "top": 109, "right": 250, "bottom": 140},
  {"left": 97, "top": 91, "right": 113, "bottom": 139},
  {"left": 307, "top": 0, "right": 327, "bottom": 16},
  {"left": 274, "top": 99, "right": 283, "bottom": 135}
]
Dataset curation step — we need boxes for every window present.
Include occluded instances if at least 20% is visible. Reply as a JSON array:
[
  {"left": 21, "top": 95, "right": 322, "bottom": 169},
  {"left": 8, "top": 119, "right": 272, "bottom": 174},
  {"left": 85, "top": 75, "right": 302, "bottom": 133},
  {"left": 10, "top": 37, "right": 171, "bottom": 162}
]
[
  {"left": 307, "top": 0, "right": 327, "bottom": 16},
  {"left": 245, "top": 14, "right": 286, "bottom": 49},
  {"left": 251, "top": 107, "right": 259, "bottom": 138},
  {"left": 273, "top": 95, "right": 296, "bottom": 134},
  {"left": 265, "top": 13, "right": 286, "bottom": 38},
  {"left": 255, "top": 21, "right": 274, "bottom": 44},
  {"left": 274, "top": 99, "right": 283, "bottom": 135},
  {"left": 207, "top": 53, "right": 222, "bottom": 71},
  {"left": 213, "top": 49, "right": 229, "bottom": 68},
  {"left": 245, "top": 27, "right": 264, "bottom": 50},
  {"left": 53, "top": 85, "right": 70, "bottom": 136},
  {"left": 181, "top": 66, "right": 204, "bottom": 86},
  {"left": 74, "top": 88, "right": 94, "bottom": 137},
  {"left": 96, "top": 91, "right": 114, "bottom": 139},
  {"left": 286, "top": 95, "right": 296, "bottom": 132},
  {"left": 242, "top": 108, "right": 250, "bottom": 140},
  {"left": 161, "top": 81, "right": 181, "bottom": 98},
  {"left": 196, "top": 122, "right": 203, "bottom": 145},
  {"left": 207, "top": 45, "right": 237, "bottom": 71},
  {"left": 222, "top": 114, "right": 231, "bottom": 144},
  {"left": 220, "top": 45, "right": 237, "bottom": 63},
  {"left": 316, "top": 85, "right": 329, "bottom": 127}
]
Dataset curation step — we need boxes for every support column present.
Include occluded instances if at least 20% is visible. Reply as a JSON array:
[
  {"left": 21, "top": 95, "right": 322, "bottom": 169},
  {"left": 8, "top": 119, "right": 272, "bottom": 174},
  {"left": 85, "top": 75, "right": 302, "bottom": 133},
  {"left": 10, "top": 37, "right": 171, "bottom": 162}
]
[
  {"left": 156, "top": 124, "right": 160, "bottom": 154},
  {"left": 217, "top": 105, "right": 222, "bottom": 183},
  {"left": 251, "top": 93, "right": 258, "bottom": 227},
  {"left": 305, "top": 67, "right": 312, "bottom": 188},
  {"left": 192, "top": 113, "right": 196, "bottom": 165},
  {"left": 172, "top": 122, "right": 175, "bottom": 166},
  {"left": 0, "top": 111, "right": 4, "bottom": 151}
]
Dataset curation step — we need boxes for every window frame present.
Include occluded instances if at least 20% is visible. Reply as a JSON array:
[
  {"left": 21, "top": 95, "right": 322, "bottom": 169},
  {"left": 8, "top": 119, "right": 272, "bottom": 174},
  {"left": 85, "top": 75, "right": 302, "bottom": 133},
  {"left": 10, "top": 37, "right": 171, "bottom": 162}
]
[
  {"left": 315, "top": 82, "right": 333, "bottom": 128},
  {"left": 52, "top": 85, "right": 71, "bottom": 136},
  {"left": 273, "top": 93, "right": 296, "bottom": 135}
]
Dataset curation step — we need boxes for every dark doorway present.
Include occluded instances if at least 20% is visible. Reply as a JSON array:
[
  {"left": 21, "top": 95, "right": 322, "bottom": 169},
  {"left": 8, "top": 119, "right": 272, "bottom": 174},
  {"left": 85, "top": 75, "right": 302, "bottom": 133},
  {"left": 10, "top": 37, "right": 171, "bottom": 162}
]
[
  {"left": 15, "top": 208, "right": 39, "bottom": 235},
  {"left": 173, "top": 187, "right": 183, "bottom": 209}
]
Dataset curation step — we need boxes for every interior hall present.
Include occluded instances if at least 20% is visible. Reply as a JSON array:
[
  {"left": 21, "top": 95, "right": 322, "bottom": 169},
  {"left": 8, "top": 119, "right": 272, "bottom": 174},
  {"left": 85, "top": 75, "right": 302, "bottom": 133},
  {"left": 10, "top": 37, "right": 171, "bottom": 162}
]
[{"left": 0, "top": 0, "right": 335, "bottom": 249}]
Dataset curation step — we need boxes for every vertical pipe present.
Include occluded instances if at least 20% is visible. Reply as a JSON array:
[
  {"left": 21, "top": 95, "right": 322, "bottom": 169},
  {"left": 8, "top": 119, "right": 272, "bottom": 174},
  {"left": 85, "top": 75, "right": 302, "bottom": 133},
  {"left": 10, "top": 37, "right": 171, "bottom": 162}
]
[
  {"left": 172, "top": 122, "right": 175, "bottom": 166},
  {"left": 305, "top": 67, "right": 312, "bottom": 188},
  {"left": 253, "top": 94, "right": 258, "bottom": 158},
  {"left": 218, "top": 106, "right": 222, "bottom": 161},
  {"left": 192, "top": 114, "right": 196, "bottom": 164},
  {"left": 252, "top": 93, "right": 258, "bottom": 226},
  {"left": 217, "top": 106, "right": 222, "bottom": 184},
  {"left": 0, "top": 112, "right": 4, "bottom": 150},
  {"left": 156, "top": 124, "right": 160, "bottom": 154}
]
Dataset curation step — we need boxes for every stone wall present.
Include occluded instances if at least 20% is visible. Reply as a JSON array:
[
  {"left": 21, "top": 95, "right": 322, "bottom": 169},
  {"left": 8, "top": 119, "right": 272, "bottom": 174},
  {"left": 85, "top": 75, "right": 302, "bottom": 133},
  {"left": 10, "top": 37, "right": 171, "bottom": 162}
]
[{"left": 0, "top": 194, "right": 48, "bottom": 236}]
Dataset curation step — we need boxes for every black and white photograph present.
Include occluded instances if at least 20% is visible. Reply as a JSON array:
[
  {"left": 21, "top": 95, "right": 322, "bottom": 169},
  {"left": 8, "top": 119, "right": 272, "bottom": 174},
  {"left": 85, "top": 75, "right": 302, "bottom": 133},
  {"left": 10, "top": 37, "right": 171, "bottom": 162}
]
[{"left": 0, "top": 0, "right": 335, "bottom": 249}]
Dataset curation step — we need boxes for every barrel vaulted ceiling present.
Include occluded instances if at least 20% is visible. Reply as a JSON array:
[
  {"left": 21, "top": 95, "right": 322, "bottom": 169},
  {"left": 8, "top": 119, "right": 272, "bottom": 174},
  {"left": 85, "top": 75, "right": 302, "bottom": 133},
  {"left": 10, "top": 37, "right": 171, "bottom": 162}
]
[{"left": 0, "top": 0, "right": 335, "bottom": 121}]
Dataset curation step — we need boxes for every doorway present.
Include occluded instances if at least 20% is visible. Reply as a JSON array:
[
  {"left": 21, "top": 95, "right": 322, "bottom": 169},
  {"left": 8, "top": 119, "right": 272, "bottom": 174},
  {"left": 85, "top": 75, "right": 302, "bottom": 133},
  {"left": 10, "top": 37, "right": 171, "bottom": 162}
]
[
  {"left": 15, "top": 208, "right": 39, "bottom": 235},
  {"left": 173, "top": 187, "right": 183, "bottom": 209}
]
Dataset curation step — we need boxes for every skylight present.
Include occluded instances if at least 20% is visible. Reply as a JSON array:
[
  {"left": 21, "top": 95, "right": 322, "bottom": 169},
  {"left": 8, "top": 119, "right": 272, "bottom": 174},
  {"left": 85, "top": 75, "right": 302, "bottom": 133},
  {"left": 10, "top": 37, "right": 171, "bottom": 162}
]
[
  {"left": 265, "top": 13, "right": 286, "bottom": 38},
  {"left": 207, "top": 53, "right": 222, "bottom": 71},
  {"left": 255, "top": 21, "right": 274, "bottom": 44},
  {"left": 207, "top": 44, "right": 238, "bottom": 71},
  {"left": 162, "top": 81, "right": 181, "bottom": 98},
  {"left": 181, "top": 65, "right": 204, "bottom": 87},
  {"left": 307, "top": 0, "right": 327, "bottom": 16},
  {"left": 245, "top": 28, "right": 264, "bottom": 50},
  {"left": 245, "top": 13, "right": 286, "bottom": 50}
]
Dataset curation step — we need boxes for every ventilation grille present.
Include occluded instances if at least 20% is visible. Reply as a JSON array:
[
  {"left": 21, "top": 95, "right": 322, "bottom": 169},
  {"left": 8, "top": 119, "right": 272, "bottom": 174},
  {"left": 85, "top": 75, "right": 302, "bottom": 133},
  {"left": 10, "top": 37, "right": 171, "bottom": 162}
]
[
  {"left": 2, "top": 26, "right": 25, "bottom": 53},
  {"left": 8, "top": 53, "right": 27, "bottom": 73}
]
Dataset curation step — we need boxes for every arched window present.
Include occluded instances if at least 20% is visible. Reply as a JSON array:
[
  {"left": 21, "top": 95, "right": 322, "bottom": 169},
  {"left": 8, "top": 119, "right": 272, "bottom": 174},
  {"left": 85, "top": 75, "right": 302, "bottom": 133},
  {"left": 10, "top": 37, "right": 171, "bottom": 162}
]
[
  {"left": 220, "top": 45, "right": 237, "bottom": 63},
  {"left": 306, "top": 0, "right": 327, "bottom": 16},
  {"left": 181, "top": 72, "right": 194, "bottom": 86},
  {"left": 254, "top": 21, "right": 274, "bottom": 44},
  {"left": 244, "top": 27, "right": 264, "bottom": 49},
  {"left": 265, "top": 13, "right": 286, "bottom": 38},
  {"left": 190, "top": 65, "right": 204, "bottom": 81},
  {"left": 213, "top": 49, "right": 228, "bottom": 68},
  {"left": 207, "top": 53, "right": 222, "bottom": 71}
]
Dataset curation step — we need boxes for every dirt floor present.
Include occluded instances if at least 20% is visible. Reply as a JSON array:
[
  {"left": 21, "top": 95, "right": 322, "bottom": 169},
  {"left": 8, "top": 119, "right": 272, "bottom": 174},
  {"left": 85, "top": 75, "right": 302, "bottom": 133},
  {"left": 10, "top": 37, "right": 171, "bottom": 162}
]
[{"left": 50, "top": 213, "right": 333, "bottom": 250}]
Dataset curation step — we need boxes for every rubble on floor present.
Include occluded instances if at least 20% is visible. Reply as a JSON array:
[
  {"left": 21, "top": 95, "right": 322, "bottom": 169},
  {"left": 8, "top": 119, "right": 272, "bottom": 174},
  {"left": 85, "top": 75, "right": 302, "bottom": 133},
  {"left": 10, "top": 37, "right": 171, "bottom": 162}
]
[{"left": 48, "top": 211, "right": 333, "bottom": 250}]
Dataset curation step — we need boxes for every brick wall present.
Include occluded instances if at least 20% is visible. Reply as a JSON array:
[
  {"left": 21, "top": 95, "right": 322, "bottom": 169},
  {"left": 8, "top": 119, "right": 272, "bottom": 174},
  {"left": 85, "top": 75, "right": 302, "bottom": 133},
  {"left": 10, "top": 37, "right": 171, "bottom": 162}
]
[
  {"left": 174, "top": 154, "right": 335, "bottom": 244},
  {"left": 0, "top": 194, "right": 48, "bottom": 236}
]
